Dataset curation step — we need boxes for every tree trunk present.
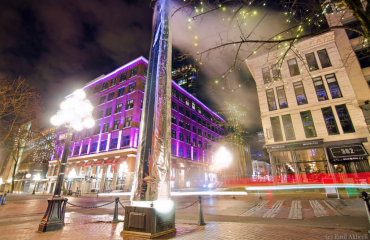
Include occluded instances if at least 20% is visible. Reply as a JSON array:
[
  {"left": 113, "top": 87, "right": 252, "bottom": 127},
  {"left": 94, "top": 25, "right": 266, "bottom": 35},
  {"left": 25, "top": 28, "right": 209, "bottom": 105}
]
[{"left": 11, "top": 161, "right": 17, "bottom": 193}]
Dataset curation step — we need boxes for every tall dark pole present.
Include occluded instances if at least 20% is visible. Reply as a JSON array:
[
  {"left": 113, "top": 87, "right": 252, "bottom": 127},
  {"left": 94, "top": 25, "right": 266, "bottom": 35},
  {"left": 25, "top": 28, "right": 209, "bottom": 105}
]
[{"left": 38, "top": 127, "right": 72, "bottom": 232}]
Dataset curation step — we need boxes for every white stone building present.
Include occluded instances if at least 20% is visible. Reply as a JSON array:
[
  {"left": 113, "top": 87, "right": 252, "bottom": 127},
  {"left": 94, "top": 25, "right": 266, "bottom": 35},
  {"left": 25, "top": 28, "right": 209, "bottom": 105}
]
[{"left": 247, "top": 6, "right": 370, "bottom": 184}]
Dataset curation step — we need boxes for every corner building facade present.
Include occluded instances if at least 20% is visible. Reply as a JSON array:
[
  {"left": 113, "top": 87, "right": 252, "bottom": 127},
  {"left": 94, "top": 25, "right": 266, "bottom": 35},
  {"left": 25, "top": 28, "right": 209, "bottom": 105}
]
[
  {"left": 46, "top": 57, "right": 225, "bottom": 194},
  {"left": 247, "top": 29, "right": 370, "bottom": 185}
]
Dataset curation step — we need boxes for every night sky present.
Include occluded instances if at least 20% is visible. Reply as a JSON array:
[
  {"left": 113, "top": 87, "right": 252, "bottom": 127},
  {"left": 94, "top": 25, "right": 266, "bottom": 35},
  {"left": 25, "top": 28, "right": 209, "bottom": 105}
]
[{"left": 0, "top": 0, "right": 263, "bottom": 153}]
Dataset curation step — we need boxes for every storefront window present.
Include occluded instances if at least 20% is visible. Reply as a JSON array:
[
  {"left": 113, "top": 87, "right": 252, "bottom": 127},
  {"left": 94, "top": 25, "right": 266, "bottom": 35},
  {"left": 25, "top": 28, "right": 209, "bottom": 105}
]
[
  {"left": 296, "top": 149, "right": 326, "bottom": 162},
  {"left": 296, "top": 149, "right": 328, "bottom": 183},
  {"left": 272, "top": 151, "right": 296, "bottom": 184}
]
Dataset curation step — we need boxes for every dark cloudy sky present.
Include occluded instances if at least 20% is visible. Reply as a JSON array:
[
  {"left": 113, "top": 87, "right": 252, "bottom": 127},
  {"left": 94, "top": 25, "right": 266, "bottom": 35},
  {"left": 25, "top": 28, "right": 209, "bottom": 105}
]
[{"left": 0, "top": 0, "right": 264, "bottom": 153}]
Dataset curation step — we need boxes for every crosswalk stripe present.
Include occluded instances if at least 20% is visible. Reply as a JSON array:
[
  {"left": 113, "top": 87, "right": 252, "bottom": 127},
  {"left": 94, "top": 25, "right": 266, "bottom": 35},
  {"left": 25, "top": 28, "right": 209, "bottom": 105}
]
[
  {"left": 240, "top": 200, "right": 269, "bottom": 216},
  {"left": 288, "top": 200, "right": 302, "bottom": 219},
  {"left": 309, "top": 200, "right": 329, "bottom": 217},
  {"left": 262, "top": 200, "right": 284, "bottom": 218},
  {"left": 322, "top": 200, "right": 342, "bottom": 216}
]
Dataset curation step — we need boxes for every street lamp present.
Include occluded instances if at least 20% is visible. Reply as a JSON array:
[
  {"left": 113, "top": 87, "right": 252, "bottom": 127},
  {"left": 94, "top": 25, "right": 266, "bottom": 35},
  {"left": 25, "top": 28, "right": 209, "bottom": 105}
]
[
  {"left": 32, "top": 173, "right": 41, "bottom": 195},
  {"left": 214, "top": 147, "right": 234, "bottom": 197},
  {"left": 39, "top": 89, "right": 94, "bottom": 232}
]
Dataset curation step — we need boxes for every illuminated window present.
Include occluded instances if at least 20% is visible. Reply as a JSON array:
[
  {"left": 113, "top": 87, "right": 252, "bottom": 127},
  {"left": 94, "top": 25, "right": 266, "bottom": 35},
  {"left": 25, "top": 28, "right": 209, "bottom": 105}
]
[
  {"left": 287, "top": 58, "right": 300, "bottom": 76},
  {"left": 312, "top": 77, "right": 328, "bottom": 101}
]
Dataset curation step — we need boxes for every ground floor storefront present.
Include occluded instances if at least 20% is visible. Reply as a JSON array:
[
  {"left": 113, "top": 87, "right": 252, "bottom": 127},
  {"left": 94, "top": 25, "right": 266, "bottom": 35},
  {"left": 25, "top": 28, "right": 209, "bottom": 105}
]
[{"left": 266, "top": 138, "right": 370, "bottom": 186}]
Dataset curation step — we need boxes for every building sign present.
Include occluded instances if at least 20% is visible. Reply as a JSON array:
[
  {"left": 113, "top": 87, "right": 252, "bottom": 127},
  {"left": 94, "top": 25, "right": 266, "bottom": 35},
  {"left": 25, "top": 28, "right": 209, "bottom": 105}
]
[
  {"left": 329, "top": 145, "right": 368, "bottom": 159},
  {"left": 266, "top": 140, "right": 323, "bottom": 150},
  {"left": 257, "top": 132, "right": 265, "bottom": 142}
]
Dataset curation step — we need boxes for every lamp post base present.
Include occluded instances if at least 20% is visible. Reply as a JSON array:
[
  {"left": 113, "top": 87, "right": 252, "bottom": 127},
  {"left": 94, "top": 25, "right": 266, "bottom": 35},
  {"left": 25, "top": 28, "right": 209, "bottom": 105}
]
[{"left": 38, "top": 196, "right": 68, "bottom": 232}]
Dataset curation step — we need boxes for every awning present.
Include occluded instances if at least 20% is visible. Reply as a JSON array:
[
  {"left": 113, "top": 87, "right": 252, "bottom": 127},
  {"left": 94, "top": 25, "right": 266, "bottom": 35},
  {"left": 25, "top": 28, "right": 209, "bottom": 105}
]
[
  {"left": 67, "top": 163, "right": 76, "bottom": 169},
  {"left": 94, "top": 159, "right": 104, "bottom": 166},
  {"left": 104, "top": 158, "right": 115, "bottom": 165},
  {"left": 171, "top": 163, "right": 178, "bottom": 169},
  {"left": 84, "top": 161, "right": 94, "bottom": 167},
  {"left": 76, "top": 162, "right": 85, "bottom": 168},
  {"left": 115, "top": 157, "right": 127, "bottom": 164}
]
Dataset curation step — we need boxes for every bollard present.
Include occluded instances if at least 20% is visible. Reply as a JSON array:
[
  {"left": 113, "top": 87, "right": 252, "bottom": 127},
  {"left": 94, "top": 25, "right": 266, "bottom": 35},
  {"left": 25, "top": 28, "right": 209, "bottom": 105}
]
[
  {"left": 112, "top": 197, "right": 119, "bottom": 223},
  {"left": 360, "top": 192, "right": 370, "bottom": 233},
  {"left": 1, "top": 193, "right": 6, "bottom": 205},
  {"left": 232, "top": 195, "right": 236, "bottom": 199},
  {"left": 197, "top": 196, "right": 206, "bottom": 226}
]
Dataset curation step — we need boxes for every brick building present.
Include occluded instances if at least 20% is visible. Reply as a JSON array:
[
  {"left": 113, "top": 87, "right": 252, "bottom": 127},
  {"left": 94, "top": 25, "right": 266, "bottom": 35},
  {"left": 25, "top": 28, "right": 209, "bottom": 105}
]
[
  {"left": 46, "top": 57, "right": 225, "bottom": 194},
  {"left": 247, "top": 6, "right": 370, "bottom": 184}
]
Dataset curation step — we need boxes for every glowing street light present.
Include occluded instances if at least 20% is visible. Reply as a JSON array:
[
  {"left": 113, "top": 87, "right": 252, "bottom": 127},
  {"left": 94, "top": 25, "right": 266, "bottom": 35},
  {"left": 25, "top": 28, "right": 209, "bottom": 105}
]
[
  {"left": 0, "top": 178, "right": 3, "bottom": 185},
  {"left": 214, "top": 146, "right": 232, "bottom": 169},
  {"left": 39, "top": 89, "right": 95, "bottom": 232}
]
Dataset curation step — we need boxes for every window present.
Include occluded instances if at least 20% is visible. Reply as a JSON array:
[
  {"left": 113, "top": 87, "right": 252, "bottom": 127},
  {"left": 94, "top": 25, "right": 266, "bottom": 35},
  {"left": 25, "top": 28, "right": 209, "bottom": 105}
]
[
  {"left": 186, "top": 109, "right": 190, "bottom": 118},
  {"left": 198, "top": 140, "right": 202, "bottom": 148},
  {"left": 93, "top": 85, "right": 100, "bottom": 94},
  {"left": 335, "top": 104, "right": 355, "bottom": 133},
  {"left": 91, "top": 142, "right": 98, "bottom": 152},
  {"left": 193, "top": 126, "right": 196, "bottom": 133},
  {"left": 113, "top": 119, "right": 120, "bottom": 130},
  {"left": 92, "top": 124, "right": 101, "bottom": 135},
  {"left": 185, "top": 98, "right": 190, "bottom": 106},
  {"left": 281, "top": 114, "right": 296, "bottom": 140},
  {"left": 186, "top": 149, "right": 191, "bottom": 158},
  {"left": 171, "top": 115, "right": 177, "bottom": 124},
  {"left": 142, "top": 82, "right": 146, "bottom": 91},
  {"left": 312, "top": 77, "right": 328, "bottom": 101},
  {"left": 192, "top": 138, "right": 197, "bottom": 146},
  {"left": 74, "top": 146, "right": 80, "bottom": 155},
  {"left": 193, "top": 151, "right": 197, "bottom": 160},
  {"left": 144, "top": 67, "right": 148, "bottom": 77},
  {"left": 179, "top": 147, "right": 184, "bottom": 157},
  {"left": 171, "top": 101, "right": 177, "bottom": 110},
  {"left": 211, "top": 126, "right": 214, "bottom": 132},
  {"left": 287, "top": 58, "right": 300, "bottom": 76},
  {"left": 99, "top": 96, "right": 106, "bottom": 104},
  {"left": 110, "top": 78, "right": 117, "bottom": 87},
  {"left": 130, "top": 66, "right": 138, "bottom": 78},
  {"left": 171, "top": 145, "right": 176, "bottom": 155},
  {"left": 110, "top": 138, "right": 118, "bottom": 149},
  {"left": 204, "top": 142, "right": 208, "bottom": 149},
  {"left": 179, "top": 93, "right": 184, "bottom": 102},
  {"left": 172, "top": 88, "right": 177, "bottom": 98},
  {"left": 100, "top": 140, "right": 107, "bottom": 151},
  {"left": 141, "top": 99, "right": 143, "bottom": 108},
  {"left": 300, "top": 111, "right": 317, "bottom": 138},
  {"left": 192, "top": 101, "right": 196, "bottom": 110},
  {"left": 97, "top": 110, "right": 103, "bottom": 119},
  {"left": 317, "top": 49, "right": 332, "bottom": 68},
  {"left": 197, "top": 106, "right": 202, "bottom": 114},
  {"left": 198, "top": 129, "right": 202, "bottom": 136},
  {"left": 262, "top": 67, "right": 272, "bottom": 84},
  {"left": 198, "top": 117, "right": 201, "bottom": 124},
  {"left": 124, "top": 116, "right": 132, "bottom": 127},
  {"left": 85, "top": 129, "right": 91, "bottom": 138},
  {"left": 321, "top": 107, "right": 339, "bottom": 135},
  {"left": 118, "top": 87, "right": 125, "bottom": 97},
  {"left": 266, "top": 89, "right": 277, "bottom": 111},
  {"left": 105, "top": 107, "right": 112, "bottom": 117},
  {"left": 102, "top": 123, "right": 110, "bottom": 133},
  {"left": 186, "top": 135, "right": 191, "bottom": 144},
  {"left": 207, "top": 122, "right": 210, "bottom": 129},
  {"left": 171, "top": 129, "right": 176, "bottom": 139},
  {"left": 192, "top": 113, "right": 196, "bottom": 121},
  {"left": 179, "top": 105, "right": 184, "bottom": 114},
  {"left": 199, "top": 153, "right": 203, "bottom": 161},
  {"left": 179, "top": 133, "right": 184, "bottom": 141},
  {"left": 120, "top": 72, "right": 127, "bottom": 82},
  {"left": 271, "top": 116, "right": 283, "bottom": 142},
  {"left": 126, "top": 99, "right": 134, "bottom": 110},
  {"left": 203, "top": 132, "right": 206, "bottom": 137},
  {"left": 293, "top": 81, "right": 308, "bottom": 105},
  {"left": 115, "top": 103, "right": 123, "bottom": 113},
  {"left": 91, "top": 98, "right": 97, "bottom": 106},
  {"left": 271, "top": 64, "right": 281, "bottom": 80},
  {"left": 108, "top": 92, "right": 114, "bottom": 101},
  {"left": 82, "top": 144, "right": 88, "bottom": 154},
  {"left": 185, "top": 123, "right": 190, "bottom": 130},
  {"left": 306, "top": 52, "right": 319, "bottom": 71},
  {"left": 122, "top": 135, "right": 130, "bottom": 147},
  {"left": 276, "top": 86, "right": 288, "bottom": 109},
  {"left": 179, "top": 119, "right": 184, "bottom": 128},
  {"left": 208, "top": 134, "right": 211, "bottom": 140},
  {"left": 128, "top": 83, "right": 136, "bottom": 93},
  {"left": 355, "top": 48, "right": 370, "bottom": 68},
  {"left": 325, "top": 74, "right": 342, "bottom": 99},
  {"left": 343, "top": 21, "right": 361, "bottom": 39},
  {"left": 102, "top": 81, "right": 108, "bottom": 91},
  {"left": 212, "top": 136, "right": 215, "bottom": 142}
]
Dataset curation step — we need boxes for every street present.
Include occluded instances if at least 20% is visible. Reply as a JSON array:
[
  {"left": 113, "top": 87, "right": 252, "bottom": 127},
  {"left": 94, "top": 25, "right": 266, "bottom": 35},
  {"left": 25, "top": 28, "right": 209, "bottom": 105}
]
[{"left": 0, "top": 193, "right": 369, "bottom": 239}]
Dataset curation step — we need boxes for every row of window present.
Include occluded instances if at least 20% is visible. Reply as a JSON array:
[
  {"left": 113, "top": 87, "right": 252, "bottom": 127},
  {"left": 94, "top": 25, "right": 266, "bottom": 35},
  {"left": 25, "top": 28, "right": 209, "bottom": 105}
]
[
  {"left": 171, "top": 145, "right": 208, "bottom": 162},
  {"left": 92, "top": 82, "right": 141, "bottom": 106},
  {"left": 94, "top": 99, "right": 137, "bottom": 119},
  {"left": 171, "top": 114, "right": 221, "bottom": 137},
  {"left": 262, "top": 49, "right": 332, "bottom": 84},
  {"left": 71, "top": 134, "right": 131, "bottom": 157},
  {"left": 171, "top": 129, "right": 217, "bottom": 147},
  {"left": 266, "top": 73, "right": 342, "bottom": 111},
  {"left": 91, "top": 66, "right": 147, "bottom": 95},
  {"left": 172, "top": 88, "right": 216, "bottom": 123},
  {"left": 171, "top": 101, "right": 224, "bottom": 135},
  {"left": 270, "top": 104, "right": 355, "bottom": 141}
]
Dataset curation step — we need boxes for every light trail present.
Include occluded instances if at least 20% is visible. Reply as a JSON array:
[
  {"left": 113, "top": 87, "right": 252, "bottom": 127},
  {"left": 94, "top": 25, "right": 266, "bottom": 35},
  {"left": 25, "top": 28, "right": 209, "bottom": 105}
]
[
  {"left": 245, "top": 184, "right": 370, "bottom": 191},
  {"left": 98, "top": 191, "right": 248, "bottom": 197}
]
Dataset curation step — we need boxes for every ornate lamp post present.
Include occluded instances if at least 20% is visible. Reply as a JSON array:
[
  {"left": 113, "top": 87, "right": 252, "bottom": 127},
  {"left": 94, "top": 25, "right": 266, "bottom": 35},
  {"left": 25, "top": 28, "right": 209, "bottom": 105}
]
[{"left": 38, "top": 89, "right": 94, "bottom": 232}]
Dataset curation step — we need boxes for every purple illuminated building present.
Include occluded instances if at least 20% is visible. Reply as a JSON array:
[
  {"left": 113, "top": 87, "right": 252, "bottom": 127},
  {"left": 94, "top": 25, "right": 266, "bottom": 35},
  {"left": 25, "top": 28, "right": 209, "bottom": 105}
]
[{"left": 46, "top": 57, "right": 225, "bottom": 193}]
